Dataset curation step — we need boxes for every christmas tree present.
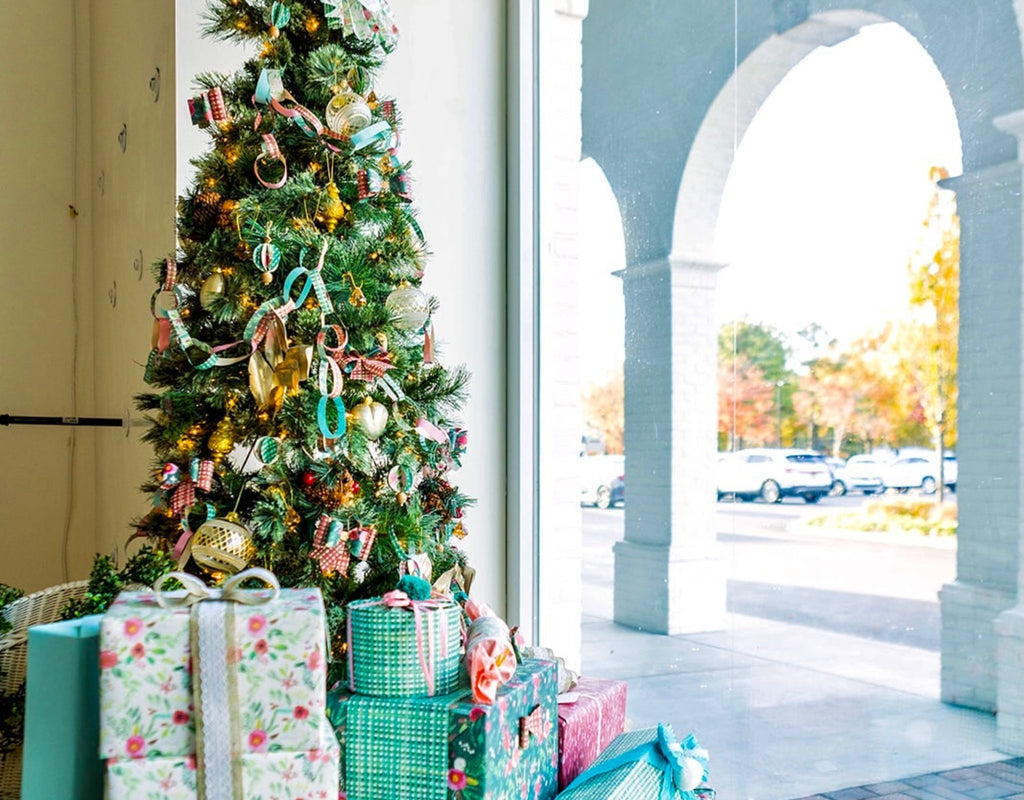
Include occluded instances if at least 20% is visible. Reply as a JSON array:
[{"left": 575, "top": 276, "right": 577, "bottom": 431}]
[{"left": 134, "top": 0, "right": 472, "bottom": 664}]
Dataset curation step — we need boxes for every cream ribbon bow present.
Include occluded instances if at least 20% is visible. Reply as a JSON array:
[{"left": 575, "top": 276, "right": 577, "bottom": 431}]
[{"left": 153, "top": 567, "right": 280, "bottom": 608}]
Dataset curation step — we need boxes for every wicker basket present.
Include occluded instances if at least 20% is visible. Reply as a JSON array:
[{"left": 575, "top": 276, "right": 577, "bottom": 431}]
[{"left": 0, "top": 580, "right": 89, "bottom": 800}]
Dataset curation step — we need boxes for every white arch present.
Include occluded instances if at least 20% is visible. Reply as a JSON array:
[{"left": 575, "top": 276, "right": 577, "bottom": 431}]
[{"left": 670, "top": 10, "right": 887, "bottom": 262}]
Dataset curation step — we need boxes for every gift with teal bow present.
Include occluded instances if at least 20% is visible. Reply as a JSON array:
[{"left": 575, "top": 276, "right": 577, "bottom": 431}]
[{"left": 557, "top": 723, "right": 714, "bottom": 800}]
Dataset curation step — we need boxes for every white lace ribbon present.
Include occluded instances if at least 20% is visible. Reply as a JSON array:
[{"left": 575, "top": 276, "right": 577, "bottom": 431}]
[{"left": 152, "top": 568, "right": 280, "bottom": 799}]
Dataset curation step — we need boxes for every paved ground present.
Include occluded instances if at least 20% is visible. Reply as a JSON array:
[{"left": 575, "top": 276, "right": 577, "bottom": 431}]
[
  {"left": 580, "top": 497, "right": 1010, "bottom": 800},
  {"left": 792, "top": 759, "right": 1024, "bottom": 800}
]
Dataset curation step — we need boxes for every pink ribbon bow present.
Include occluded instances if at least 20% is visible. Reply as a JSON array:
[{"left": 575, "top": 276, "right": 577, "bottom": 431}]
[{"left": 464, "top": 599, "right": 517, "bottom": 705}]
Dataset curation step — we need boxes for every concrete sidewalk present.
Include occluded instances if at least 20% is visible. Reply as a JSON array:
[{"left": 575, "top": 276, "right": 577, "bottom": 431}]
[
  {"left": 582, "top": 611, "right": 1003, "bottom": 800},
  {"left": 578, "top": 504, "right": 1009, "bottom": 799},
  {"left": 793, "top": 758, "right": 1024, "bottom": 800}
]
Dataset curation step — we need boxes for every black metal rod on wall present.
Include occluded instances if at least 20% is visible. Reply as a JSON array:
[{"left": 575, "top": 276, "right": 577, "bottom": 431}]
[{"left": 0, "top": 414, "right": 124, "bottom": 428}]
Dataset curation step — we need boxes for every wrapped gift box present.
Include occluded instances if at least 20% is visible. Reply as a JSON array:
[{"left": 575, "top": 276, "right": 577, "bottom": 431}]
[
  {"left": 105, "top": 720, "right": 340, "bottom": 800},
  {"left": 557, "top": 676, "right": 628, "bottom": 789},
  {"left": 556, "top": 724, "right": 711, "bottom": 800},
  {"left": 99, "top": 586, "right": 328, "bottom": 759},
  {"left": 21, "top": 616, "right": 104, "bottom": 800},
  {"left": 347, "top": 595, "right": 463, "bottom": 697},
  {"left": 329, "top": 658, "right": 558, "bottom": 800}
]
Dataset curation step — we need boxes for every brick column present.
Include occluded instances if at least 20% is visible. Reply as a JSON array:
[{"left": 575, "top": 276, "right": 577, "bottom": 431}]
[
  {"left": 537, "top": 0, "right": 588, "bottom": 670},
  {"left": 986, "top": 109, "right": 1024, "bottom": 754},
  {"left": 613, "top": 256, "right": 727, "bottom": 634},
  {"left": 939, "top": 111, "right": 1023, "bottom": 737}
]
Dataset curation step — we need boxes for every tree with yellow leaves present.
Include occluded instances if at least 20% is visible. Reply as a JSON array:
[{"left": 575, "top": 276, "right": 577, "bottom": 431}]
[{"left": 903, "top": 166, "right": 959, "bottom": 500}]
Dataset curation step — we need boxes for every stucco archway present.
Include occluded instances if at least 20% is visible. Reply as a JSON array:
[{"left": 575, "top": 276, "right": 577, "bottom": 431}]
[{"left": 582, "top": 0, "right": 1024, "bottom": 752}]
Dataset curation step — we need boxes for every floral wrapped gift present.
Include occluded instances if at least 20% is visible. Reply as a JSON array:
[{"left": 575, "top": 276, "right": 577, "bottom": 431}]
[
  {"left": 105, "top": 721, "right": 339, "bottom": 800},
  {"left": 328, "top": 658, "right": 559, "bottom": 800},
  {"left": 557, "top": 676, "right": 628, "bottom": 789},
  {"left": 99, "top": 569, "right": 338, "bottom": 800},
  {"left": 557, "top": 724, "right": 712, "bottom": 800},
  {"left": 346, "top": 587, "right": 462, "bottom": 697}
]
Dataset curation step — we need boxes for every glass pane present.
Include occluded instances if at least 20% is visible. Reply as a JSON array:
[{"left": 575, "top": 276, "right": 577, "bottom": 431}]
[{"left": 536, "top": 3, "right": 1018, "bottom": 798}]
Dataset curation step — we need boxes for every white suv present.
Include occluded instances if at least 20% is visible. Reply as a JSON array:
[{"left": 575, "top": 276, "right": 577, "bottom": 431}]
[
  {"left": 882, "top": 454, "right": 958, "bottom": 494},
  {"left": 717, "top": 448, "right": 833, "bottom": 504}
]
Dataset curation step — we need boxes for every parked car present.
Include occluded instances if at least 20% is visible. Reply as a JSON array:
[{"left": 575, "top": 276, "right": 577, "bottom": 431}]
[
  {"left": 580, "top": 455, "right": 625, "bottom": 509},
  {"left": 717, "top": 448, "right": 833, "bottom": 504},
  {"left": 882, "top": 453, "right": 957, "bottom": 494},
  {"left": 828, "top": 454, "right": 887, "bottom": 496}
]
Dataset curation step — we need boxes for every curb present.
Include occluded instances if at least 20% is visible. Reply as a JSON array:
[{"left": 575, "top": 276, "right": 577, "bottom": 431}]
[{"left": 785, "top": 517, "right": 958, "bottom": 550}]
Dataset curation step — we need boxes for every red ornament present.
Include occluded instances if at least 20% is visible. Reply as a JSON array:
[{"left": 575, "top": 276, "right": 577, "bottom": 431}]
[
  {"left": 302, "top": 471, "right": 317, "bottom": 487},
  {"left": 351, "top": 481, "right": 360, "bottom": 493}
]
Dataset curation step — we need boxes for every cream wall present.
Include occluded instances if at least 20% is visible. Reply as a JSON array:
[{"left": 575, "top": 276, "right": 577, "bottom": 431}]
[
  {"left": 0, "top": 2, "right": 96, "bottom": 590},
  {"left": 3, "top": 1, "right": 509, "bottom": 609}
]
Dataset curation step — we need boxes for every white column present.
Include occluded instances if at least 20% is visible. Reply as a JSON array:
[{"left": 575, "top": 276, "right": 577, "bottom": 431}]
[
  {"left": 613, "top": 256, "right": 727, "bottom": 634},
  {"left": 987, "top": 109, "right": 1024, "bottom": 754},
  {"left": 938, "top": 113, "right": 1024, "bottom": 743},
  {"left": 536, "top": 0, "right": 588, "bottom": 670}
]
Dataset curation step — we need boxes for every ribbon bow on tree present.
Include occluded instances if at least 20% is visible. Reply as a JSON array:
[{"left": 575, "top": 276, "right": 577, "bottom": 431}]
[
  {"left": 188, "top": 86, "right": 229, "bottom": 128},
  {"left": 335, "top": 348, "right": 395, "bottom": 383},
  {"left": 563, "top": 724, "right": 712, "bottom": 800},
  {"left": 357, "top": 149, "right": 411, "bottom": 202},
  {"left": 322, "top": 0, "right": 399, "bottom": 51},
  {"left": 310, "top": 514, "right": 351, "bottom": 576},
  {"left": 162, "top": 458, "right": 215, "bottom": 516}
]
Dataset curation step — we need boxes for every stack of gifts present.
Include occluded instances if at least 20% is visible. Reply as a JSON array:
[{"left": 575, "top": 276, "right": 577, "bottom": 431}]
[
  {"left": 97, "top": 568, "right": 339, "bottom": 799},
  {"left": 328, "top": 573, "right": 560, "bottom": 800}
]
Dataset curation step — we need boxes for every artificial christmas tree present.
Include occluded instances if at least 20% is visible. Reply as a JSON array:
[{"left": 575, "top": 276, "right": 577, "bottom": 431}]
[{"left": 134, "top": 0, "right": 472, "bottom": 674}]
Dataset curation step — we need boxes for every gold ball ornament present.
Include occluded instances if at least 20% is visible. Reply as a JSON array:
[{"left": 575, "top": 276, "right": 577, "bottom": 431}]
[
  {"left": 190, "top": 516, "right": 256, "bottom": 575},
  {"left": 385, "top": 282, "right": 430, "bottom": 331},
  {"left": 208, "top": 418, "right": 236, "bottom": 464},
  {"left": 218, "top": 198, "right": 240, "bottom": 230},
  {"left": 305, "top": 15, "right": 321, "bottom": 33}
]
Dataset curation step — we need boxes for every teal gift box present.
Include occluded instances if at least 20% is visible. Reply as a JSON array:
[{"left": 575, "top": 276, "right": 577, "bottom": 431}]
[
  {"left": 328, "top": 658, "right": 559, "bottom": 800},
  {"left": 20, "top": 615, "right": 104, "bottom": 800},
  {"left": 556, "top": 724, "right": 713, "bottom": 800}
]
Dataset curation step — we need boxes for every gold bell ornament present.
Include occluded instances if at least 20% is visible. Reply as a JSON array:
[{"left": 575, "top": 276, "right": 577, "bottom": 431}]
[{"left": 189, "top": 513, "right": 256, "bottom": 575}]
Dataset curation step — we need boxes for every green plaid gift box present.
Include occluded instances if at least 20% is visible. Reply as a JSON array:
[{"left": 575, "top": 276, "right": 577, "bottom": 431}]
[
  {"left": 556, "top": 724, "right": 713, "bottom": 800},
  {"left": 347, "top": 595, "right": 463, "bottom": 697},
  {"left": 329, "top": 658, "right": 559, "bottom": 800}
]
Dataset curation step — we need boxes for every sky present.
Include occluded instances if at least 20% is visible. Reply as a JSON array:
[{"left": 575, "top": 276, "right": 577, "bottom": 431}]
[{"left": 576, "top": 22, "right": 963, "bottom": 384}]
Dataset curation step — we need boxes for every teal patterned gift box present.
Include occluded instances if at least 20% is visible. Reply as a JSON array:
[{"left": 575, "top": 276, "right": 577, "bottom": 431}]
[
  {"left": 556, "top": 724, "right": 713, "bottom": 800},
  {"left": 99, "top": 584, "right": 328, "bottom": 759},
  {"left": 347, "top": 595, "right": 463, "bottom": 697},
  {"left": 328, "top": 658, "right": 559, "bottom": 800}
]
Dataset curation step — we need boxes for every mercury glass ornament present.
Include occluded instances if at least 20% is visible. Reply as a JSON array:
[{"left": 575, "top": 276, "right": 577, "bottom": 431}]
[
  {"left": 385, "top": 282, "right": 430, "bottom": 331},
  {"left": 325, "top": 89, "right": 372, "bottom": 136},
  {"left": 190, "top": 516, "right": 256, "bottom": 575}
]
